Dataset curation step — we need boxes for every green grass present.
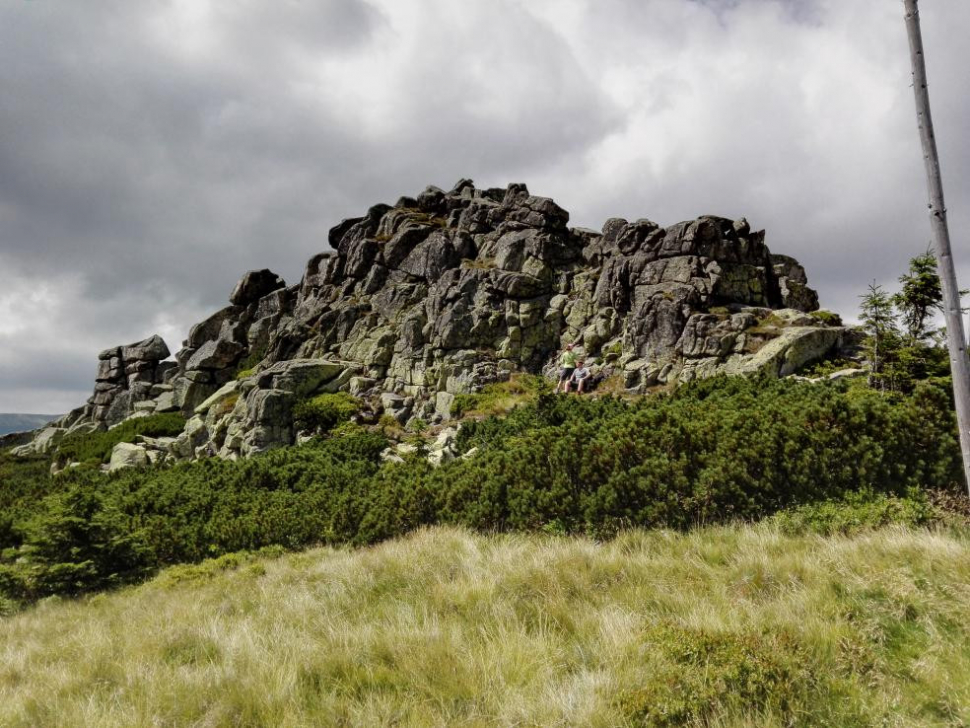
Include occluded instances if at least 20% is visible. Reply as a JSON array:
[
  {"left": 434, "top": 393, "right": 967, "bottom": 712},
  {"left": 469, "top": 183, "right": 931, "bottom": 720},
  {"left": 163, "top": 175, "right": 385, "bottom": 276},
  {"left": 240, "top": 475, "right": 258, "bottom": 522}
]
[
  {"left": 292, "top": 392, "right": 361, "bottom": 433},
  {"left": 745, "top": 313, "right": 789, "bottom": 337},
  {"left": 460, "top": 257, "right": 497, "bottom": 270},
  {"left": 451, "top": 373, "right": 550, "bottom": 417},
  {"left": 54, "top": 413, "right": 186, "bottom": 467},
  {"left": 233, "top": 345, "right": 267, "bottom": 379},
  {"left": 809, "top": 310, "right": 843, "bottom": 327},
  {"left": 772, "top": 489, "right": 938, "bottom": 536},
  {"left": 1, "top": 524, "right": 968, "bottom": 726}
]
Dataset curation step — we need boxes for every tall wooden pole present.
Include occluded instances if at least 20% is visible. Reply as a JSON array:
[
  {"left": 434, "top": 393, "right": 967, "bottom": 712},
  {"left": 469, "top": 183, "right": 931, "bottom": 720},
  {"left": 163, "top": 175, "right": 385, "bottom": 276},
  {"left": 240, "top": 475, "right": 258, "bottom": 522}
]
[{"left": 904, "top": 0, "right": 970, "bottom": 495}]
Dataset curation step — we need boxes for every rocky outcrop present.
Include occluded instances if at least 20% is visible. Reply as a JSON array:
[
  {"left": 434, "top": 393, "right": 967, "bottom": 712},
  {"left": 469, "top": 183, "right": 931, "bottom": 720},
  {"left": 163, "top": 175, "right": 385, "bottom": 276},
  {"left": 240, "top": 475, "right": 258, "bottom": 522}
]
[
  {"left": 15, "top": 180, "right": 846, "bottom": 465},
  {"left": 88, "top": 335, "right": 174, "bottom": 426}
]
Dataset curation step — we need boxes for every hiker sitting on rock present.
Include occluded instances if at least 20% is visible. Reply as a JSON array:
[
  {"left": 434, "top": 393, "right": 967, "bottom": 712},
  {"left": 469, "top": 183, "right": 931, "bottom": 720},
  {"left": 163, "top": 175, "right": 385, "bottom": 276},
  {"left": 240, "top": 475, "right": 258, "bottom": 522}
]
[
  {"left": 558, "top": 343, "right": 579, "bottom": 393},
  {"left": 571, "top": 360, "right": 591, "bottom": 394}
]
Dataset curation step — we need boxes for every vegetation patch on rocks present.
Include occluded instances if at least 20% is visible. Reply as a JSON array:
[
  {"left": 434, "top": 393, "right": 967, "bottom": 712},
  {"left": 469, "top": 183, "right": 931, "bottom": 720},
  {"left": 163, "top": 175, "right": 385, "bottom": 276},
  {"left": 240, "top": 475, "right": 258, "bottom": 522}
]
[{"left": 53, "top": 413, "right": 186, "bottom": 469}]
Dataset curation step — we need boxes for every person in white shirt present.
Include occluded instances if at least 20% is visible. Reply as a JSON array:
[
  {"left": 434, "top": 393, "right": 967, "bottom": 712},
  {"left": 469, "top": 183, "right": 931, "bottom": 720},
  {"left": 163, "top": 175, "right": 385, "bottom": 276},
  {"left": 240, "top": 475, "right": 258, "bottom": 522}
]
[{"left": 571, "top": 360, "right": 591, "bottom": 394}]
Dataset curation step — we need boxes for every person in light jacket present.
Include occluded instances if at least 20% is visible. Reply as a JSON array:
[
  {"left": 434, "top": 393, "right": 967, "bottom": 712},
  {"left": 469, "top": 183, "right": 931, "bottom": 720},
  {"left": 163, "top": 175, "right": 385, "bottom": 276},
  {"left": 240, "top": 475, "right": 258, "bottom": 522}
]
[
  {"left": 557, "top": 343, "right": 578, "bottom": 393},
  {"left": 571, "top": 359, "right": 591, "bottom": 394}
]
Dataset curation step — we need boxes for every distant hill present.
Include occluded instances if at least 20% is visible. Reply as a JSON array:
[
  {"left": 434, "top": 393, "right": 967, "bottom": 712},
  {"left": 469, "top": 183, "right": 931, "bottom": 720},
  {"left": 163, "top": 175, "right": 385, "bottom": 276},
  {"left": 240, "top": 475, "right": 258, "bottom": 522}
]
[{"left": 0, "top": 414, "right": 59, "bottom": 436}]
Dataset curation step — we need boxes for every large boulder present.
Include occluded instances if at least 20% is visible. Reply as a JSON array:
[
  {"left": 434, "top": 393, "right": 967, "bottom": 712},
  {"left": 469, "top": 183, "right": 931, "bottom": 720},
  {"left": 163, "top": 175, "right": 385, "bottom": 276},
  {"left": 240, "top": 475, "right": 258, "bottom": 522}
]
[
  {"left": 721, "top": 326, "right": 845, "bottom": 378},
  {"left": 85, "top": 334, "right": 173, "bottom": 426},
  {"left": 8, "top": 426, "right": 64, "bottom": 457},
  {"left": 186, "top": 338, "right": 245, "bottom": 371},
  {"left": 121, "top": 335, "right": 170, "bottom": 362},
  {"left": 109, "top": 442, "right": 150, "bottom": 471},
  {"left": 230, "top": 269, "right": 286, "bottom": 306},
  {"left": 255, "top": 359, "right": 351, "bottom": 398}
]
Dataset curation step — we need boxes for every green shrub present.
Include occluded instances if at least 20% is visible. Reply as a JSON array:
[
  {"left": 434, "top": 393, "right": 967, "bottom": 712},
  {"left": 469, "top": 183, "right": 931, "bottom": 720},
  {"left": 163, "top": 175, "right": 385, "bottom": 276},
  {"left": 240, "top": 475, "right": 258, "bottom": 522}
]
[
  {"left": 0, "top": 453, "right": 57, "bottom": 548},
  {"left": 292, "top": 393, "right": 360, "bottom": 434},
  {"left": 0, "top": 430, "right": 389, "bottom": 605},
  {"left": 603, "top": 340, "right": 624, "bottom": 356},
  {"left": 798, "top": 354, "right": 861, "bottom": 378},
  {"left": 0, "top": 376, "right": 964, "bottom": 605},
  {"left": 617, "top": 625, "right": 838, "bottom": 726},
  {"left": 772, "top": 489, "right": 938, "bottom": 536},
  {"left": 233, "top": 344, "right": 267, "bottom": 378},
  {"left": 810, "top": 309, "right": 843, "bottom": 326},
  {"left": 55, "top": 413, "right": 186, "bottom": 466},
  {"left": 377, "top": 414, "right": 403, "bottom": 437},
  {"left": 441, "top": 376, "right": 961, "bottom": 536},
  {"left": 406, "top": 417, "right": 428, "bottom": 433},
  {"left": 0, "top": 486, "right": 153, "bottom": 600}
]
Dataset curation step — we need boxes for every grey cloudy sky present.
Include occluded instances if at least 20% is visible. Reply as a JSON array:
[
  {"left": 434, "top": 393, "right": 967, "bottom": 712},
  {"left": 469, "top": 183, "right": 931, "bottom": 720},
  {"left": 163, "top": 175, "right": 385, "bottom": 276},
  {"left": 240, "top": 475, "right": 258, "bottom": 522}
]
[{"left": 1, "top": 0, "right": 968, "bottom": 413}]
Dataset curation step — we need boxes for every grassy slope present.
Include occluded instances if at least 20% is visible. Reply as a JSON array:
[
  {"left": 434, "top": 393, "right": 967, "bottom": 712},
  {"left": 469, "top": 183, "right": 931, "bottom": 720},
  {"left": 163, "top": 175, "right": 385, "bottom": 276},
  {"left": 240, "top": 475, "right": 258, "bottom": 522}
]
[{"left": 1, "top": 525, "right": 969, "bottom": 727}]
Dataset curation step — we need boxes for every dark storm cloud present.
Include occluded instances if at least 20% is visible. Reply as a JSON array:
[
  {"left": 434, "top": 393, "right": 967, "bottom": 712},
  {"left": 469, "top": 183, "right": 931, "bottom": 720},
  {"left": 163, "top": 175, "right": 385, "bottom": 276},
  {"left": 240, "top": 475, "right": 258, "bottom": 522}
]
[
  {"left": 0, "top": 0, "right": 383, "bottom": 299},
  {"left": 0, "top": 0, "right": 617, "bottom": 300},
  {"left": 0, "top": 347, "right": 92, "bottom": 394},
  {"left": 1, "top": 0, "right": 969, "bottom": 411}
]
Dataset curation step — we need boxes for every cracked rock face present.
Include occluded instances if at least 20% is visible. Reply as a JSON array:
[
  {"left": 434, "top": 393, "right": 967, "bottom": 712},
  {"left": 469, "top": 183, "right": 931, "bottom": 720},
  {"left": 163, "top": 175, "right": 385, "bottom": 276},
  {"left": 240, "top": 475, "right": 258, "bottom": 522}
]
[
  {"left": 38, "top": 180, "right": 840, "bottom": 463},
  {"left": 86, "top": 335, "right": 173, "bottom": 425}
]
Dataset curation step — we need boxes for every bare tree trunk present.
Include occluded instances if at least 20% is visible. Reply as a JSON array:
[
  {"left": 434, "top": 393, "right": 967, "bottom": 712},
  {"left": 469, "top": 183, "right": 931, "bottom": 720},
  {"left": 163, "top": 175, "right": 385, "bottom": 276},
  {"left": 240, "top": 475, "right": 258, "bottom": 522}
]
[{"left": 904, "top": 0, "right": 970, "bottom": 495}]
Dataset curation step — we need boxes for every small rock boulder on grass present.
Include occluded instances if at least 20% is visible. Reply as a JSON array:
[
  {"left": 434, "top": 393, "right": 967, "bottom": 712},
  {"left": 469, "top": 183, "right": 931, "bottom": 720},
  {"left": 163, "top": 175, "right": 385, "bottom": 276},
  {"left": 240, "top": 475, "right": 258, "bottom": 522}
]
[{"left": 108, "top": 442, "right": 149, "bottom": 472}]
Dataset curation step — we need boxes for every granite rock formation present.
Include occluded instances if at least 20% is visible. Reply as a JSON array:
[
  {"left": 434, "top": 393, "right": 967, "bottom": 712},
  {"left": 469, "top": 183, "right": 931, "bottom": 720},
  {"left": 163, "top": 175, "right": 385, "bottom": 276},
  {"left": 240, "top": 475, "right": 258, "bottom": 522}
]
[{"left": 16, "top": 180, "right": 845, "bottom": 466}]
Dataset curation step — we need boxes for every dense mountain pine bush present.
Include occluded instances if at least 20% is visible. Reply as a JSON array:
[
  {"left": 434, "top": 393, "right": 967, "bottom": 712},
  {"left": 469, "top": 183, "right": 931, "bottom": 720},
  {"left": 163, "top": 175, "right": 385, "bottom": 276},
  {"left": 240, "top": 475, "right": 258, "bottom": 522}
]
[{"left": 0, "top": 376, "right": 962, "bottom": 605}]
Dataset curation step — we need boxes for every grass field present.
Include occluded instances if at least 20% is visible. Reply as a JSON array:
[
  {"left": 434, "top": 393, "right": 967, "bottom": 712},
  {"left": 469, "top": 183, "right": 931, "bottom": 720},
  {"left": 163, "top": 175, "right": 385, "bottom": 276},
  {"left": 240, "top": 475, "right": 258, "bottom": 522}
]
[{"left": 1, "top": 524, "right": 969, "bottom": 727}]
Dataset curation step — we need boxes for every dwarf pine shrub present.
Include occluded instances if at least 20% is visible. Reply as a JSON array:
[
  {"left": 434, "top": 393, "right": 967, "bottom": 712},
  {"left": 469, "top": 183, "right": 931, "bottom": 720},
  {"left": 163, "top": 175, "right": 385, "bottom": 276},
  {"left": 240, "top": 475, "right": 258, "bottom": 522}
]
[
  {"left": 292, "top": 393, "right": 360, "bottom": 434},
  {"left": 0, "top": 377, "right": 964, "bottom": 604},
  {"left": 55, "top": 413, "right": 186, "bottom": 466}
]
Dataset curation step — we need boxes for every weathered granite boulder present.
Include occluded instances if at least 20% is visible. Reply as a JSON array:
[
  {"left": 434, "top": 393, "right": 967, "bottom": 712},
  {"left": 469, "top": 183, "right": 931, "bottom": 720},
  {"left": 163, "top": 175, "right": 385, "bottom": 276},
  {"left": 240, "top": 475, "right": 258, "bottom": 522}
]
[
  {"left": 168, "top": 359, "right": 364, "bottom": 458},
  {"left": 121, "top": 335, "right": 170, "bottom": 362},
  {"left": 109, "top": 442, "right": 150, "bottom": 471},
  {"left": 721, "top": 326, "right": 845, "bottom": 378},
  {"left": 186, "top": 338, "right": 246, "bottom": 371},
  {"left": 8, "top": 426, "right": 64, "bottom": 457},
  {"left": 230, "top": 269, "right": 286, "bottom": 306},
  {"left": 0, "top": 430, "right": 37, "bottom": 451},
  {"left": 85, "top": 334, "right": 174, "bottom": 426}
]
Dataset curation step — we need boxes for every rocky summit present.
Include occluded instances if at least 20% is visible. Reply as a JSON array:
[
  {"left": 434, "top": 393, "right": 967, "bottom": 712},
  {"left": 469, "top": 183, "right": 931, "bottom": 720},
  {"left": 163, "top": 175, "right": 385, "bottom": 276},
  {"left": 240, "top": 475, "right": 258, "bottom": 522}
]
[{"left": 12, "top": 180, "right": 846, "bottom": 465}]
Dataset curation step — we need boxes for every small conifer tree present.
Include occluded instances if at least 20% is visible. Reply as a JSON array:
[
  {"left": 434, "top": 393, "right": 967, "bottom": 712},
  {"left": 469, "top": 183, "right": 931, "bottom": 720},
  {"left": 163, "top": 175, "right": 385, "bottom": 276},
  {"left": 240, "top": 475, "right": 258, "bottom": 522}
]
[
  {"left": 893, "top": 251, "right": 943, "bottom": 344},
  {"left": 859, "top": 283, "right": 898, "bottom": 391}
]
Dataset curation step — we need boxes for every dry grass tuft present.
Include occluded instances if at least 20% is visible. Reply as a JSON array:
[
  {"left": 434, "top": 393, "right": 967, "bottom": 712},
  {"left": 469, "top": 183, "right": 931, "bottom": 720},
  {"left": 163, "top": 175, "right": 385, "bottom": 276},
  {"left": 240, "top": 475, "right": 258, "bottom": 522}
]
[{"left": 1, "top": 524, "right": 969, "bottom": 726}]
